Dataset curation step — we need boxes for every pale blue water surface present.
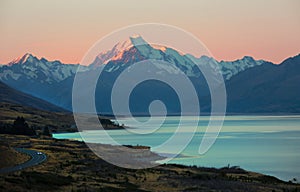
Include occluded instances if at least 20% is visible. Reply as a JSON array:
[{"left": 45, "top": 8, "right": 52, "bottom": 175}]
[{"left": 53, "top": 116, "right": 300, "bottom": 181}]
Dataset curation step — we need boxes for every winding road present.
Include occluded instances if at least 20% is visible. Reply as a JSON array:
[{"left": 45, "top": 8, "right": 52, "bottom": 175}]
[{"left": 0, "top": 148, "right": 47, "bottom": 174}]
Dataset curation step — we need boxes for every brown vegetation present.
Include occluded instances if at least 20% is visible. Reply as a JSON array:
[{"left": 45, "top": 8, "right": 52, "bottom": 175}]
[
  {"left": 0, "top": 140, "right": 30, "bottom": 169},
  {"left": 0, "top": 102, "right": 123, "bottom": 134}
]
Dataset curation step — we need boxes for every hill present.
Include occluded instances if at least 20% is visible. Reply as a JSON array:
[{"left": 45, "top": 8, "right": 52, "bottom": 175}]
[
  {"left": 0, "top": 141, "right": 30, "bottom": 168},
  {"left": 0, "top": 81, "right": 66, "bottom": 112},
  {"left": 226, "top": 54, "right": 300, "bottom": 113},
  {"left": 0, "top": 102, "right": 75, "bottom": 133}
]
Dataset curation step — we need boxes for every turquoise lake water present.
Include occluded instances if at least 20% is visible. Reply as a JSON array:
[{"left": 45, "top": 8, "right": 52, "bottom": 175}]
[{"left": 53, "top": 116, "right": 300, "bottom": 181}]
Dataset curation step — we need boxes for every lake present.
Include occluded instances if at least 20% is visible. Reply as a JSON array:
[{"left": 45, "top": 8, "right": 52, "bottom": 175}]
[{"left": 53, "top": 115, "right": 300, "bottom": 182}]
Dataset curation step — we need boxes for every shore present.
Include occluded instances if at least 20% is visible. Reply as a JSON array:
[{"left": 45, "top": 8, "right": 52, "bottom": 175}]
[{"left": 0, "top": 134, "right": 299, "bottom": 191}]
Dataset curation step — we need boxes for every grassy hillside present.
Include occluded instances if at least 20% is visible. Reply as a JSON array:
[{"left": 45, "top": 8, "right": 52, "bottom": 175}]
[
  {"left": 0, "top": 141, "right": 29, "bottom": 168},
  {"left": 0, "top": 102, "right": 75, "bottom": 132},
  {"left": 0, "top": 102, "right": 123, "bottom": 133}
]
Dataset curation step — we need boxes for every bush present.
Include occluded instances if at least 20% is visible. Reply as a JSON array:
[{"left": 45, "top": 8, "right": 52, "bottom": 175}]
[{"left": 0, "top": 117, "right": 35, "bottom": 136}]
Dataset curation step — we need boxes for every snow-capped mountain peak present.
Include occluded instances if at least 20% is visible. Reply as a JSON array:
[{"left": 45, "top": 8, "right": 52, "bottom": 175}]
[
  {"left": 89, "top": 35, "right": 267, "bottom": 79},
  {"left": 1, "top": 53, "right": 83, "bottom": 84},
  {"left": 8, "top": 53, "right": 36, "bottom": 66},
  {"left": 218, "top": 56, "right": 265, "bottom": 80},
  {"left": 93, "top": 35, "right": 149, "bottom": 66}
]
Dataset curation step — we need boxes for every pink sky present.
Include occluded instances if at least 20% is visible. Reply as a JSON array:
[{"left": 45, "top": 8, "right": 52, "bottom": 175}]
[{"left": 0, "top": 0, "right": 300, "bottom": 64}]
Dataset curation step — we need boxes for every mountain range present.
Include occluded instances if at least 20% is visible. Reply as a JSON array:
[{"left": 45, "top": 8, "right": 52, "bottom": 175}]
[
  {"left": 226, "top": 54, "right": 300, "bottom": 113},
  {"left": 1, "top": 35, "right": 299, "bottom": 114}
]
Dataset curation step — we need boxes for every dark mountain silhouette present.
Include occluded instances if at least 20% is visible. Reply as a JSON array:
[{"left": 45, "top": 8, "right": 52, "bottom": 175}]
[
  {"left": 226, "top": 54, "right": 300, "bottom": 113},
  {"left": 0, "top": 81, "right": 66, "bottom": 112}
]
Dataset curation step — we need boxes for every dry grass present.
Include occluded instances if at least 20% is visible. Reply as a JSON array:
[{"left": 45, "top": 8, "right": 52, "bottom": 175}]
[
  {"left": 0, "top": 142, "right": 30, "bottom": 168},
  {"left": 0, "top": 102, "right": 75, "bottom": 132},
  {"left": 0, "top": 102, "right": 123, "bottom": 133}
]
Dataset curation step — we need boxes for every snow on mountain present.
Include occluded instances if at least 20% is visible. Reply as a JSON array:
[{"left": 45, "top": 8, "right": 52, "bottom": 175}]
[
  {"left": 94, "top": 38, "right": 134, "bottom": 65},
  {"left": 0, "top": 36, "right": 296, "bottom": 114},
  {"left": 0, "top": 70, "right": 21, "bottom": 81},
  {"left": 0, "top": 53, "right": 89, "bottom": 110},
  {"left": 0, "top": 36, "right": 267, "bottom": 88},
  {"left": 218, "top": 56, "right": 265, "bottom": 80},
  {"left": 187, "top": 55, "right": 265, "bottom": 80},
  {"left": 91, "top": 35, "right": 149, "bottom": 66},
  {"left": 0, "top": 53, "right": 86, "bottom": 83},
  {"left": 90, "top": 35, "right": 265, "bottom": 80},
  {"left": 8, "top": 53, "right": 33, "bottom": 65},
  {"left": 90, "top": 35, "right": 201, "bottom": 77}
]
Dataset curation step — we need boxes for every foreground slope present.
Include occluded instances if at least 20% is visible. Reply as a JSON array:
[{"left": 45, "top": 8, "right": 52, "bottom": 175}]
[{"left": 0, "top": 141, "right": 30, "bottom": 169}]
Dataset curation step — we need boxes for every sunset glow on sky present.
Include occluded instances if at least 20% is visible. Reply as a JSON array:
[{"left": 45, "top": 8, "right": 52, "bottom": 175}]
[{"left": 0, "top": 0, "right": 300, "bottom": 64}]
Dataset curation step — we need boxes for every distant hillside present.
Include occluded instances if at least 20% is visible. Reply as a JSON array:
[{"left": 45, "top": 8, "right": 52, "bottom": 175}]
[
  {"left": 0, "top": 102, "right": 123, "bottom": 133},
  {"left": 0, "top": 79, "right": 123, "bottom": 133},
  {"left": 0, "top": 102, "right": 75, "bottom": 132},
  {"left": 226, "top": 54, "right": 300, "bottom": 113},
  {"left": 0, "top": 81, "right": 66, "bottom": 112}
]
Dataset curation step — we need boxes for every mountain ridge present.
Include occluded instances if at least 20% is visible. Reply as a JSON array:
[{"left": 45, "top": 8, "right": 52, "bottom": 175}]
[
  {"left": 0, "top": 81, "right": 66, "bottom": 112},
  {"left": 1, "top": 36, "right": 299, "bottom": 114}
]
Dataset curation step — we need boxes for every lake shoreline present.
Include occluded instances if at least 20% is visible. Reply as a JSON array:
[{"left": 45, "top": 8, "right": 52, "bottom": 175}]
[
  {"left": 53, "top": 130, "right": 299, "bottom": 182},
  {"left": 53, "top": 115, "right": 300, "bottom": 182},
  {"left": 1, "top": 134, "right": 299, "bottom": 191}
]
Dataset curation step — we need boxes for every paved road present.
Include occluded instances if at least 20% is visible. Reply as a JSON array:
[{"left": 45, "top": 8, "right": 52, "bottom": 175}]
[{"left": 0, "top": 148, "right": 47, "bottom": 174}]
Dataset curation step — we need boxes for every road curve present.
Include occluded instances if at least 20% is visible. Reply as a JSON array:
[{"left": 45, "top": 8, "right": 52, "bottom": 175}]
[{"left": 0, "top": 148, "right": 47, "bottom": 174}]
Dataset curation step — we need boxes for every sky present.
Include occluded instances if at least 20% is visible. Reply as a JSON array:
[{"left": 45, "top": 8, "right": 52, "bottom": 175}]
[{"left": 0, "top": 0, "right": 300, "bottom": 64}]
